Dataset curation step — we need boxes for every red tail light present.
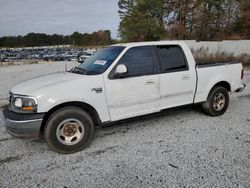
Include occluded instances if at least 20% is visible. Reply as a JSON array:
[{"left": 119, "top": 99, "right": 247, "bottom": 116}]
[{"left": 241, "top": 69, "right": 244, "bottom": 80}]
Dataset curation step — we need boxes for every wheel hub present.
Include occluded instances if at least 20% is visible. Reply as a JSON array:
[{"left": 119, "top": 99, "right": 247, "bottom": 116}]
[
  {"left": 63, "top": 124, "right": 77, "bottom": 137},
  {"left": 56, "top": 118, "right": 85, "bottom": 146},
  {"left": 213, "top": 93, "right": 225, "bottom": 111}
]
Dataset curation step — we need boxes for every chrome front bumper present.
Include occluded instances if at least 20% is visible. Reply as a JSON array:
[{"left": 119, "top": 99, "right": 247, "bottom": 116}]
[{"left": 3, "top": 107, "right": 45, "bottom": 139}]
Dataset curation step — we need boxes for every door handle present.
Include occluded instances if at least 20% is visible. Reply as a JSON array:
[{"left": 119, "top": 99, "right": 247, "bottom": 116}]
[
  {"left": 146, "top": 80, "right": 155, "bottom": 85},
  {"left": 182, "top": 75, "right": 190, "bottom": 80}
]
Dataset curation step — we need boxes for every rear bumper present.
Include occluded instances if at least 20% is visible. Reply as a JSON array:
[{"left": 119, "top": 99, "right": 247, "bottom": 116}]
[
  {"left": 235, "top": 84, "right": 246, "bottom": 93},
  {"left": 2, "top": 107, "right": 45, "bottom": 139}
]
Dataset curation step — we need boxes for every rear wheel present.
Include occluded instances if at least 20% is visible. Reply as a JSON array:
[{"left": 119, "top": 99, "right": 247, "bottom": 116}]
[
  {"left": 202, "top": 86, "right": 229, "bottom": 116},
  {"left": 44, "top": 106, "right": 94, "bottom": 154}
]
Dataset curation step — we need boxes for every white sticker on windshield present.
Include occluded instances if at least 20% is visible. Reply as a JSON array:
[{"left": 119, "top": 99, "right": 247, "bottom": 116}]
[{"left": 94, "top": 60, "right": 107, "bottom": 65}]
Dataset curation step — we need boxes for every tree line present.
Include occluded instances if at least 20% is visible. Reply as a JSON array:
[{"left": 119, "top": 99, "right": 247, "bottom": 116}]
[
  {"left": 1, "top": 1, "right": 249, "bottom": 47},
  {"left": 0, "top": 30, "right": 112, "bottom": 47},
  {"left": 118, "top": 0, "right": 250, "bottom": 42}
]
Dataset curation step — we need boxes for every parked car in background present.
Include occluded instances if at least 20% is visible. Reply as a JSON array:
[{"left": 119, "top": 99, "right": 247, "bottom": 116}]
[
  {"left": 0, "top": 47, "right": 85, "bottom": 62},
  {"left": 3, "top": 41, "right": 246, "bottom": 154},
  {"left": 77, "top": 50, "right": 95, "bottom": 63}
]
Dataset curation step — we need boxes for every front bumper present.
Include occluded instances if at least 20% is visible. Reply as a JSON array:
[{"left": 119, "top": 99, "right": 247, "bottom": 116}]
[{"left": 2, "top": 107, "right": 45, "bottom": 139}]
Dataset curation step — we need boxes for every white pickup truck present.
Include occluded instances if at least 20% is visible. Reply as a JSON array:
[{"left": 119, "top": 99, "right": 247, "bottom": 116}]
[{"left": 3, "top": 41, "right": 246, "bottom": 153}]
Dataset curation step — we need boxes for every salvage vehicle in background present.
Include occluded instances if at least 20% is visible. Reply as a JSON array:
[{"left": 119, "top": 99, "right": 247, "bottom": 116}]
[
  {"left": 3, "top": 41, "right": 246, "bottom": 153},
  {"left": 77, "top": 51, "right": 95, "bottom": 63}
]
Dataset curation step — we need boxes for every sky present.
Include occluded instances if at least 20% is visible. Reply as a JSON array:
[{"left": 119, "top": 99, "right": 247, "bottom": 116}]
[{"left": 0, "top": 0, "right": 120, "bottom": 38}]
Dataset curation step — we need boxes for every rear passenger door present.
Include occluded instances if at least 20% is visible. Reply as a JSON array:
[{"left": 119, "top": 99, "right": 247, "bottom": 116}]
[
  {"left": 157, "top": 45, "right": 196, "bottom": 108},
  {"left": 105, "top": 46, "right": 161, "bottom": 121}
]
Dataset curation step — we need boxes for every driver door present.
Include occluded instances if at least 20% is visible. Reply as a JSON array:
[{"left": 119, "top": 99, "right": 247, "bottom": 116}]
[{"left": 104, "top": 46, "right": 161, "bottom": 121}]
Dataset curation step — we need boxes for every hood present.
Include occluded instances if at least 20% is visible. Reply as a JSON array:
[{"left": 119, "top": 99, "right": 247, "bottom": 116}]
[{"left": 11, "top": 72, "right": 82, "bottom": 95}]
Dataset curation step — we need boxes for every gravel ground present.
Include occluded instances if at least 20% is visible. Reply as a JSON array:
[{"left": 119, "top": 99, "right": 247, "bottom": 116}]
[{"left": 0, "top": 63, "right": 250, "bottom": 187}]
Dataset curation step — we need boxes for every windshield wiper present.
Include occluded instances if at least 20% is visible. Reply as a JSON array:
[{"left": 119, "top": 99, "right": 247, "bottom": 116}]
[{"left": 70, "top": 67, "right": 87, "bottom": 75}]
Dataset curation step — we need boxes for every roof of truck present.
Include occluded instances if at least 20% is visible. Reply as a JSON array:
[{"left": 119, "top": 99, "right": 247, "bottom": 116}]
[{"left": 112, "top": 40, "right": 186, "bottom": 48}]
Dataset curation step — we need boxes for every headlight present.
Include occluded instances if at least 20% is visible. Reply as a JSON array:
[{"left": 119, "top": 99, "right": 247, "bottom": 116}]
[
  {"left": 14, "top": 97, "right": 22, "bottom": 108},
  {"left": 10, "top": 93, "right": 37, "bottom": 113}
]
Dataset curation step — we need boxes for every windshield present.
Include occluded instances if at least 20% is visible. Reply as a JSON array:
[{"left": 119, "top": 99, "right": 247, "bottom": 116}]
[{"left": 71, "top": 46, "right": 125, "bottom": 75}]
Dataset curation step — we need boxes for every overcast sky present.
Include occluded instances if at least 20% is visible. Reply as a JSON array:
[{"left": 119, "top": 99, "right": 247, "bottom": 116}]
[{"left": 0, "top": 0, "right": 120, "bottom": 38}]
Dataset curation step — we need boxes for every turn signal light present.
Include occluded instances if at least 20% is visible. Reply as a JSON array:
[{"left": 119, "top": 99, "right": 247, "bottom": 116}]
[{"left": 22, "top": 106, "right": 34, "bottom": 111}]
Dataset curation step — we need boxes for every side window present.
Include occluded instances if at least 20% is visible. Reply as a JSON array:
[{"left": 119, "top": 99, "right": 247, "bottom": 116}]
[
  {"left": 157, "top": 45, "right": 188, "bottom": 72},
  {"left": 118, "top": 46, "right": 154, "bottom": 76}
]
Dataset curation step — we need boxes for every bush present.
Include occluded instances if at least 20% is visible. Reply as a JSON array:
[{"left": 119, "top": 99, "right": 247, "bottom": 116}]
[{"left": 191, "top": 47, "right": 250, "bottom": 67}]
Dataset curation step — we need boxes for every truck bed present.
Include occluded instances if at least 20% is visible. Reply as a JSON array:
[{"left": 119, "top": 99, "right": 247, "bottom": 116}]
[
  {"left": 196, "top": 61, "right": 241, "bottom": 68},
  {"left": 194, "top": 61, "right": 243, "bottom": 103}
]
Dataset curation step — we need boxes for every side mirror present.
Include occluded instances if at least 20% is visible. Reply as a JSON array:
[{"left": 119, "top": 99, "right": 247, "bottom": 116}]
[{"left": 115, "top": 64, "right": 128, "bottom": 77}]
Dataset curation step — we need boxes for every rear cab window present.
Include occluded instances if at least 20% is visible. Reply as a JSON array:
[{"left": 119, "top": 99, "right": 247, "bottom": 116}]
[{"left": 157, "top": 45, "right": 189, "bottom": 73}]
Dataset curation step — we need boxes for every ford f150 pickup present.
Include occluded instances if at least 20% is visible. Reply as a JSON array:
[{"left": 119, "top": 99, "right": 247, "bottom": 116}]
[{"left": 3, "top": 41, "right": 246, "bottom": 153}]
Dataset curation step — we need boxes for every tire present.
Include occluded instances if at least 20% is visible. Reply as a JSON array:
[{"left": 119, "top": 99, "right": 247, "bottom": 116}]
[
  {"left": 44, "top": 106, "right": 94, "bottom": 154},
  {"left": 202, "top": 86, "right": 229, "bottom": 116}
]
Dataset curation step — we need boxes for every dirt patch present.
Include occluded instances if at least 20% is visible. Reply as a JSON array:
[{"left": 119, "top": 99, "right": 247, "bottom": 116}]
[
  {"left": 0, "top": 137, "right": 16, "bottom": 142},
  {"left": 88, "top": 146, "right": 119, "bottom": 156},
  {"left": 0, "top": 156, "right": 22, "bottom": 165},
  {"left": 237, "top": 94, "right": 250, "bottom": 100}
]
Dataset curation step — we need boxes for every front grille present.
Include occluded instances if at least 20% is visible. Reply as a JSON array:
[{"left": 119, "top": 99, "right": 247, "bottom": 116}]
[
  {"left": 8, "top": 92, "right": 14, "bottom": 111},
  {"left": 9, "top": 92, "right": 13, "bottom": 104},
  {"left": 9, "top": 95, "right": 12, "bottom": 103}
]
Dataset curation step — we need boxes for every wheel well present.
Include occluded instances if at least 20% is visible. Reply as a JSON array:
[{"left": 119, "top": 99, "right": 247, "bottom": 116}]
[
  {"left": 213, "top": 81, "right": 231, "bottom": 92},
  {"left": 40, "top": 102, "right": 101, "bottom": 136}
]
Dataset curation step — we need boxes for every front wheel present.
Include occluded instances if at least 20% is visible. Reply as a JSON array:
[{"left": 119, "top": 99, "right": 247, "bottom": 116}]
[
  {"left": 44, "top": 107, "right": 94, "bottom": 154},
  {"left": 202, "top": 86, "right": 229, "bottom": 116}
]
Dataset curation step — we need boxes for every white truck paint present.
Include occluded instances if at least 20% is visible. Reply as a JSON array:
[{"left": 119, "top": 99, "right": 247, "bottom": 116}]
[
  {"left": 3, "top": 41, "right": 246, "bottom": 153},
  {"left": 10, "top": 41, "right": 244, "bottom": 122}
]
